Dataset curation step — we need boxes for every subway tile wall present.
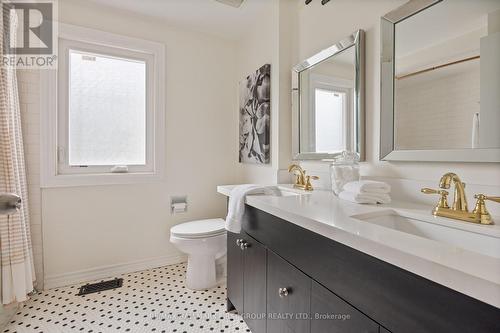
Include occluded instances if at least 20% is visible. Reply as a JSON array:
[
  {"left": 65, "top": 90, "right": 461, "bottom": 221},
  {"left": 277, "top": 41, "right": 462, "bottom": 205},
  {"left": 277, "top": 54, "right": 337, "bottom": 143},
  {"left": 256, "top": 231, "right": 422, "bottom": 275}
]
[
  {"left": 17, "top": 69, "right": 44, "bottom": 290},
  {"left": 394, "top": 66, "right": 480, "bottom": 150}
]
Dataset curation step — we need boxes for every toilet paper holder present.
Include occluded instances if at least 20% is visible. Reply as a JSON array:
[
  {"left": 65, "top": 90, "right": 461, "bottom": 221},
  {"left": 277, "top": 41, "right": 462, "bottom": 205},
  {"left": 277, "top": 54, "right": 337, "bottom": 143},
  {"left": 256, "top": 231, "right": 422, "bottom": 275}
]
[{"left": 171, "top": 196, "right": 188, "bottom": 214}]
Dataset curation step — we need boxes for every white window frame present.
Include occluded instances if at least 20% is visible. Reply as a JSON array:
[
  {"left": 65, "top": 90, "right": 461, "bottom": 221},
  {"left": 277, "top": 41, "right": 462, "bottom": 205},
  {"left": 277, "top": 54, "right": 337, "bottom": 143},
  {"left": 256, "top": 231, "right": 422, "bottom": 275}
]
[{"left": 41, "top": 24, "right": 165, "bottom": 187}]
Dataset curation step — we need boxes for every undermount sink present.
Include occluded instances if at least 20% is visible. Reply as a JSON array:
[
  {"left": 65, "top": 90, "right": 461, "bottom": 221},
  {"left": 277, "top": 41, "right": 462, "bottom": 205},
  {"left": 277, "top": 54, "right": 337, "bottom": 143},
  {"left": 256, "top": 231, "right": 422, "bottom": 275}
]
[
  {"left": 351, "top": 210, "right": 500, "bottom": 259},
  {"left": 278, "top": 189, "right": 303, "bottom": 197},
  {"left": 250, "top": 187, "right": 303, "bottom": 198}
]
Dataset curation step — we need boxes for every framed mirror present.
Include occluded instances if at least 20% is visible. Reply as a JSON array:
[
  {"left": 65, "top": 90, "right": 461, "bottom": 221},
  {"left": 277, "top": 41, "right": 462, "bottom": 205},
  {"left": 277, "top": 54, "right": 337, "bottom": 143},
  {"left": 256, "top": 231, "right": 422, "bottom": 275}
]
[
  {"left": 381, "top": 0, "right": 500, "bottom": 162},
  {"left": 292, "top": 30, "right": 365, "bottom": 160}
]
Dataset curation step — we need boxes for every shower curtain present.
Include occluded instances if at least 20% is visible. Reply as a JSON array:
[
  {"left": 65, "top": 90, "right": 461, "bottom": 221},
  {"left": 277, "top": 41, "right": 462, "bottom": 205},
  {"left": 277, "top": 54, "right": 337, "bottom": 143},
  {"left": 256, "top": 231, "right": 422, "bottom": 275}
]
[{"left": 0, "top": 3, "right": 36, "bottom": 304}]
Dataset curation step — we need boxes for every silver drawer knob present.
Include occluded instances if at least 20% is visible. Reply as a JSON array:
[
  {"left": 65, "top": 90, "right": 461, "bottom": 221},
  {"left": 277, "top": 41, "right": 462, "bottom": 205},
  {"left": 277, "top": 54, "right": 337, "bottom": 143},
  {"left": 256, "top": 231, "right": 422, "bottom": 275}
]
[
  {"left": 236, "top": 239, "right": 243, "bottom": 246},
  {"left": 278, "top": 287, "right": 289, "bottom": 298},
  {"left": 240, "top": 241, "right": 249, "bottom": 250}
]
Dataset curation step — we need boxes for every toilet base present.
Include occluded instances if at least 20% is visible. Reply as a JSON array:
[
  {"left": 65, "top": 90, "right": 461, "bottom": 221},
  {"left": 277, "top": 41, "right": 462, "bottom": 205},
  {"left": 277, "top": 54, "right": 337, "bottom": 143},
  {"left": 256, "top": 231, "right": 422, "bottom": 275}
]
[{"left": 186, "top": 255, "right": 216, "bottom": 290}]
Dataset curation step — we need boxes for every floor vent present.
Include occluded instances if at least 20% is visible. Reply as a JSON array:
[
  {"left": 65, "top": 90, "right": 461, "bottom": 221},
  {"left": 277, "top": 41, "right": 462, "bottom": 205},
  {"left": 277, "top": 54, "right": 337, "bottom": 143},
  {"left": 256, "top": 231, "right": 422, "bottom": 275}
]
[{"left": 77, "top": 278, "right": 123, "bottom": 296}]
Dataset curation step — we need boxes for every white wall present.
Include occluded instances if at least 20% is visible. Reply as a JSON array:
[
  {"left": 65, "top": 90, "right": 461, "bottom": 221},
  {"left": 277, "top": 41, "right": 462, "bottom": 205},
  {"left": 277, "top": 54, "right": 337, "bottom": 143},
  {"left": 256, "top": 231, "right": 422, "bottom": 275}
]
[
  {"left": 395, "top": 63, "right": 480, "bottom": 150},
  {"left": 32, "top": 0, "right": 240, "bottom": 287},
  {"left": 296, "top": 0, "right": 500, "bottom": 189},
  {"left": 235, "top": 0, "right": 279, "bottom": 184},
  {"left": 235, "top": 0, "right": 296, "bottom": 184}
]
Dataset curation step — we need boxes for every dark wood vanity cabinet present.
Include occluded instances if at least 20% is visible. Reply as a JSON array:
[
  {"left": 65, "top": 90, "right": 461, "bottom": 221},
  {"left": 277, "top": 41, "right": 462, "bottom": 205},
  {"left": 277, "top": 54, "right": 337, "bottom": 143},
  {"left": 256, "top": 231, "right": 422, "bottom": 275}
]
[
  {"left": 310, "top": 281, "right": 378, "bottom": 333},
  {"left": 227, "top": 230, "right": 267, "bottom": 333},
  {"left": 228, "top": 230, "right": 381, "bottom": 333},
  {"left": 227, "top": 231, "right": 244, "bottom": 313},
  {"left": 243, "top": 233, "right": 267, "bottom": 333},
  {"left": 267, "top": 251, "right": 311, "bottom": 333},
  {"left": 227, "top": 205, "right": 500, "bottom": 333}
]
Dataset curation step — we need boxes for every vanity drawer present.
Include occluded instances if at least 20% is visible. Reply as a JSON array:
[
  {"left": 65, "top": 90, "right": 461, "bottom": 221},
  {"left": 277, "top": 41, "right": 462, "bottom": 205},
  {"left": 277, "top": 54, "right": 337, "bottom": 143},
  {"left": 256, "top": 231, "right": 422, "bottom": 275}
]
[
  {"left": 311, "top": 281, "right": 378, "bottom": 333},
  {"left": 267, "top": 250, "right": 311, "bottom": 333},
  {"left": 242, "top": 205, "right": 500, "bottom": 333}
]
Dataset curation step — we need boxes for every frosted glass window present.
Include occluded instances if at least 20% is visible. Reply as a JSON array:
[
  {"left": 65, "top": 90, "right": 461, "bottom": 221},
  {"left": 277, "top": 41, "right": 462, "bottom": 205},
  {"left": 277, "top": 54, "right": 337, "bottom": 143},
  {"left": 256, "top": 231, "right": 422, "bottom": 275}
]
[
  {"left": 315, "top": 88, "right": 345, "bottom": 152},
  {"left": 68, "top": 50, "right": 146, "bottom": 166}
]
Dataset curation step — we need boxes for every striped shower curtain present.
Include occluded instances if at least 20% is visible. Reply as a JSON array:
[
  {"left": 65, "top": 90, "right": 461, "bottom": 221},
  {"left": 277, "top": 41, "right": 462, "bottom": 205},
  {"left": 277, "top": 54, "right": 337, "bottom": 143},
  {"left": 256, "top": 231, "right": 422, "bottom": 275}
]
[{"left": 0, "top": 2, "right": 36, "bottom": 304}]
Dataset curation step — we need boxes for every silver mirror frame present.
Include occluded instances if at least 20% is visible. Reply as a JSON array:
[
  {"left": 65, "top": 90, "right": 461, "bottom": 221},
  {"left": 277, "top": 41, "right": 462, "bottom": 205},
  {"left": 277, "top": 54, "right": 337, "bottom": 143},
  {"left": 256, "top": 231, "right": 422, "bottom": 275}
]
[
  {"left": 380, "top": 0, "right": 500, "bottom": 162},
  {"left": 292, "top": 29, "right": 365, "bottom": 161}
]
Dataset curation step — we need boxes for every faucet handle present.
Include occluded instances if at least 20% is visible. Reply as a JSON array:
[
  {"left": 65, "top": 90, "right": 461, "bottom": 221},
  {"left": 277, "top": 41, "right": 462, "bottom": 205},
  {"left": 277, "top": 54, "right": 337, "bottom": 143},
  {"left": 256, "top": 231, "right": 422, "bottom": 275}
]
[
  {"left": 304, "top": 175, "right": 319, "bottom": 191},
  {"left": 472, "top": 194, "right": 500, "bottom": 225},
  {"left": 421, "top": 188, "right": 449, "bottom": 209},
  {"left": 474, "top": 194, "right": 500, "bottom": 203}
]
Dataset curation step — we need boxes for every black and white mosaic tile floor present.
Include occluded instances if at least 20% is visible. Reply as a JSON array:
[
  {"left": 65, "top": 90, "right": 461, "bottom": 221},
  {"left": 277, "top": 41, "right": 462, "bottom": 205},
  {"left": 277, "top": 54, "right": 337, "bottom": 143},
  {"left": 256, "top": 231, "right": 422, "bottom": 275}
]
[{"left": 2, "top": 263, "right": 250, "bottom": 333}]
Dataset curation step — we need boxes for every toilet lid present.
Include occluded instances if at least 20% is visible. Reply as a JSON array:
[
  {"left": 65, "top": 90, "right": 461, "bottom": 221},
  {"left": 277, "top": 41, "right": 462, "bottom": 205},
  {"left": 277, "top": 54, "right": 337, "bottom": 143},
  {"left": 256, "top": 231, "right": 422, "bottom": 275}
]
[{"left": 170, "top": 218, "right": 226, "bottom": 238}]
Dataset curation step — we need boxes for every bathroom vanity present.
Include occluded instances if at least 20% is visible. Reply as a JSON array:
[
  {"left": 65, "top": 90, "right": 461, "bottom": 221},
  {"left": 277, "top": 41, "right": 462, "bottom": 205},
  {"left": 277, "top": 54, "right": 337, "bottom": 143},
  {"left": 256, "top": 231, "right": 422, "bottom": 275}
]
[{"left": 218, "top": 185, "right": 500, "bottom": 333}]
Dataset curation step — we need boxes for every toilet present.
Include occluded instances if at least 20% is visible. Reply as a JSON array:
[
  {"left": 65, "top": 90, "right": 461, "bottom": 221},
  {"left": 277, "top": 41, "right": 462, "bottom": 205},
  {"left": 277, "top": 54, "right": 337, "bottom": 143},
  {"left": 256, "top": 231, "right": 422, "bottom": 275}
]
[{"left": 170, "top": 218, "right": 226, "bottom": 290}]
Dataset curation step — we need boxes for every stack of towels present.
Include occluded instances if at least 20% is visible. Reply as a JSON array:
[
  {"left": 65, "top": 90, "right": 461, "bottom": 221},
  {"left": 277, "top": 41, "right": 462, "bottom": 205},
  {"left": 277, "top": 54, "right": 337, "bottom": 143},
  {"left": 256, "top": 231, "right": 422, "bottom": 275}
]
[{"left": 339, "top": 180, "right": 391, "bottom": 204}]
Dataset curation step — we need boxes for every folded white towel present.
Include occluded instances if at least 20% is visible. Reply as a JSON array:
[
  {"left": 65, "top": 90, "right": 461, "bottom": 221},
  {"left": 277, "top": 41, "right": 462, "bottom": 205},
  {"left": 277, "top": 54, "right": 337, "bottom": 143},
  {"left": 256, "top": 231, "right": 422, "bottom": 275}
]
[
  {"left": 339, "top": 191, "right": 391, "bottom": 204},
  {"left": 343, "top": 180, "right": 391, "bottom": 194},
  {"left": 225, "top": 185, "right": 281, "bottom": 233}
]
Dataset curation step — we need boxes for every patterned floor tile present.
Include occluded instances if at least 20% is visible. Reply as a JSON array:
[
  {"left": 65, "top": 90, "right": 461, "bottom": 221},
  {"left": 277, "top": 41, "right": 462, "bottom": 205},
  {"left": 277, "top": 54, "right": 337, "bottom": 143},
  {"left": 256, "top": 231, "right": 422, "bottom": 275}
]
[{"left": 2, "top": 263, "right": 250, "bottom": 333}]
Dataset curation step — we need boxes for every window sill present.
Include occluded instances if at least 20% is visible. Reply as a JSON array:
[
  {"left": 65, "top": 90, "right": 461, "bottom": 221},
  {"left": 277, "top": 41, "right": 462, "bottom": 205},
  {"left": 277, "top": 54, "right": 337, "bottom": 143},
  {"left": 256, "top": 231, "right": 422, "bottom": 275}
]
[{"left": 40, "top": 171, "right": 165, "bottom": 188}]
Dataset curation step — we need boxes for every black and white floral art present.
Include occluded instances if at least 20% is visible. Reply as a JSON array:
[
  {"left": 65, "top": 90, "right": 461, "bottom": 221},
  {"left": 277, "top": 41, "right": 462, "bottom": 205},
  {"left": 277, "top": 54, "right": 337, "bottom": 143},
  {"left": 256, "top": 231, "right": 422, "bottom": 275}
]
[{"left": 239, "top": 64, "right": 271, "bottom": 164}]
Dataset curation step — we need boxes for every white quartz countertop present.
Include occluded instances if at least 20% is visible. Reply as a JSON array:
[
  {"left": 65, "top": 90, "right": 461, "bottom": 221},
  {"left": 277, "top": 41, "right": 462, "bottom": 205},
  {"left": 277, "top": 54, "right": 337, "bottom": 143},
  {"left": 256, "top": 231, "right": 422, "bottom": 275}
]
[{"left": 218, "top": 184, "right": 500, "bottom": 308}]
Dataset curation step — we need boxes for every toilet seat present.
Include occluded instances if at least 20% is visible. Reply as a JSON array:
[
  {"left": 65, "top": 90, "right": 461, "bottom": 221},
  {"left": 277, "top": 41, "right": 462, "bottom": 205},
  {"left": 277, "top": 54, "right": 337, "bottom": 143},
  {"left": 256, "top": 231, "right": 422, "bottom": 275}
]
[{"left": 170, "top": 218, "right": 226, "bottom": 239}]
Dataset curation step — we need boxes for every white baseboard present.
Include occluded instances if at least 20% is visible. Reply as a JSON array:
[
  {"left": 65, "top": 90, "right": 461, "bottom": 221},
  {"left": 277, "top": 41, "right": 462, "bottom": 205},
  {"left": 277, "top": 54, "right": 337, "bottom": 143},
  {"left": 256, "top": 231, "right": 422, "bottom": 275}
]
[{"left": 44, "top": 254, "right": 187, "bottom": 290}]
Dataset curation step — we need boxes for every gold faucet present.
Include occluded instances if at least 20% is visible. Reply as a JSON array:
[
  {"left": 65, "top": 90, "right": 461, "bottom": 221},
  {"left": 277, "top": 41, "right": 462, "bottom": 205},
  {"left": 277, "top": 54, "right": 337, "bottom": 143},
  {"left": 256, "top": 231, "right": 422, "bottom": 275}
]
[
  {"left": 422, "top": 172, "right": 500, "bottom": 225},
  {"left": 288, "top": 164, "right": 319, "bottom": 191},
  {"left": 439, "top": 172, "right": 468, "bottom": 211}
]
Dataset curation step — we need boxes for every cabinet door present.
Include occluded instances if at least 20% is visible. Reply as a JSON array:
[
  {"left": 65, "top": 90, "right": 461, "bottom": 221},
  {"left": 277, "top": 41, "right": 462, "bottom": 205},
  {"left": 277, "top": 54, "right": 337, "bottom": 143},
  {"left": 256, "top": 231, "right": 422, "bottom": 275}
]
[
  {"left": 267, "top": 251, "right": 311, "bottom": 333},
  {"left": 242, "top": 233, "right": 267, "bottom": 333},
  {"left": 380, "top": 328, "right": 391, "bottom": 333},
  {"left": 227, "top": 231, "right": 244, "bottom": 313},
  {"left": 311, "top": 281, "right": 379, "bottom": 333}
]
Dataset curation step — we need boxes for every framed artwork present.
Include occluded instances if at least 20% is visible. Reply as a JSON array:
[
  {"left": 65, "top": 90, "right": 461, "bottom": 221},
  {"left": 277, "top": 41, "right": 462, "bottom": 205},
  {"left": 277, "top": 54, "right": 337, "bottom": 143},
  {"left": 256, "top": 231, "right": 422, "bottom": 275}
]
[{"left": 239, "top": 64, "right": 271, "bottom": 164}]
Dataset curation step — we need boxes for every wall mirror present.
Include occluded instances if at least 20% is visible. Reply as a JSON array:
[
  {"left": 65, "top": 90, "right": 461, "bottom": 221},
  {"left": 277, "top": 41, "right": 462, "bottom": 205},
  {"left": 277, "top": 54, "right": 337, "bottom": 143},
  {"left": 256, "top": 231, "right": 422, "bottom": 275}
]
[
  {"left": 292, "top": 30, "right": 365, "bottom": 160},
  {"left": 381, "top": 0, "right": 500, "bottom": 162}
]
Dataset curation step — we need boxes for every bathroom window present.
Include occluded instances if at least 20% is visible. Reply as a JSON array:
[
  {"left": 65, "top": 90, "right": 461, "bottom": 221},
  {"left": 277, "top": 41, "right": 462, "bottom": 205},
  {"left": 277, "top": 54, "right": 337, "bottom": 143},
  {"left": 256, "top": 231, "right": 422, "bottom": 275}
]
[
  {"left": 66, "top": 50, "right": 147, "bottom": 168},
  {"left": 307, "top": 73, "right": 352, "bottom": 154},
  {"left": 314, "top": 88, "right": 346, "bottom": 152},
  {"left": 41, "top": 24, "right": 165, "bottom": 187}
]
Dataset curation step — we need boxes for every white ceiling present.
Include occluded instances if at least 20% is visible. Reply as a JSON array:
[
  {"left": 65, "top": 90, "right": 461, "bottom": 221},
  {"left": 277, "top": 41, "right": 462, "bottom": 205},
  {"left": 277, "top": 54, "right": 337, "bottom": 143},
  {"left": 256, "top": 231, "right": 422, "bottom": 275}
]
[{"left": 85, "top": 0, "right": 272, "bottom": 40}]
